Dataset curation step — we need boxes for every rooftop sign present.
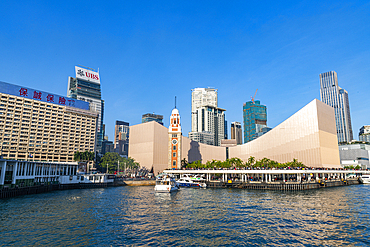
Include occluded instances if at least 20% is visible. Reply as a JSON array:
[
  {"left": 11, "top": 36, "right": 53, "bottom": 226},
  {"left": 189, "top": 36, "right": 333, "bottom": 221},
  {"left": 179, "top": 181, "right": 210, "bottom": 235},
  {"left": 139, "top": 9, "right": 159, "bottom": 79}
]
[
  {"left": 0, "top": 81, "right": 89, "bottom": 110},
  {"left": 75, "top": 66, "right": 100, "bottom": 84}
]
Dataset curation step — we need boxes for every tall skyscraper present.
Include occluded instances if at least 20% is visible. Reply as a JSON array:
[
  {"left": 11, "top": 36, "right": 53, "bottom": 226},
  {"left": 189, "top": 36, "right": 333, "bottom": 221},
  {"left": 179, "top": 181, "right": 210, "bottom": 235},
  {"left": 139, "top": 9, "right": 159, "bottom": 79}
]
[
  {"left": 359, "top": 126, "right": 370, "bottom": 143},
  {"left": 142, "top": 113, "right": 164, "bottom": 125},
  {"left": 191, "top": 88, "right": 218, "bottom": 132},
  {"left": 231, "top": 122, "right": 242, "bottom": 145},
  {"left": 243, "top": 100, "right": 267, "bottom": 143},
  {"left": 320, "top": 71, "right": 353, "bottom": 143},
  {"left": 189, "top": 88, "right": 226, "bottom": 146},
  {"left": 115, "top": 120, "right": 129, "bottom": 157},
  {"left": 68, "top": 66, "right": 104, "bottom": 153}
]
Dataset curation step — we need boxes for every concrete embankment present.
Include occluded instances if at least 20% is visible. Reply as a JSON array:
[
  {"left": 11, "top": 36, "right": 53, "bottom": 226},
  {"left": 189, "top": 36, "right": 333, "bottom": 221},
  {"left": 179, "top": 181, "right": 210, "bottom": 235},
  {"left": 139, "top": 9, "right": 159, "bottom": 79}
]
[
  {"left": 0, "top": 183, "right": 112, "bottom": 199},
  {"left": 115, "top": 180, "right": 155, "bottom": 186}
]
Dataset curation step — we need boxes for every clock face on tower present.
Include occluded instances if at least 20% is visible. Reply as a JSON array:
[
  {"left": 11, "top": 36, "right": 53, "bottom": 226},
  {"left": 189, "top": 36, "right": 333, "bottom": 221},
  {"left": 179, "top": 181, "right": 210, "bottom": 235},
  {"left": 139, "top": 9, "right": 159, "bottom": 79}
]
[{"left": 172, "top": 139, "right": 178, "bottom": 145}]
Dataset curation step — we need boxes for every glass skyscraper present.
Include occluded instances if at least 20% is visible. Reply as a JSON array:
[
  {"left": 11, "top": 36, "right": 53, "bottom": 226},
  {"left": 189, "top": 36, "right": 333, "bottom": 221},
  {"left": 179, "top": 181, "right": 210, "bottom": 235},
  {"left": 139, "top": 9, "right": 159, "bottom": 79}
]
[
  {"left": 243, "top": 100, "right": 267, "bottom": 143},
  {"left": 67, "top": 66, "right": 104, "bottom": 153},
  {"left": 320, "top": 71, "right": 353, "bottom": 143}
]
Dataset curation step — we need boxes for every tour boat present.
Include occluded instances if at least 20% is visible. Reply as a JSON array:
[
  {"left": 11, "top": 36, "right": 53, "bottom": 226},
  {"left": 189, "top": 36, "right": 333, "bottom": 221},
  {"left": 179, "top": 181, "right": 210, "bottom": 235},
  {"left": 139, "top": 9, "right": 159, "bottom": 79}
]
[
  {"left": 359, "top": 175, "right": 370, "bottom": 184},
  {"left": 177, "top": 177, "right": 207, "bottom": 188},
  {"left": 154, "top": 174, "right": 180, "bottom": 193}
]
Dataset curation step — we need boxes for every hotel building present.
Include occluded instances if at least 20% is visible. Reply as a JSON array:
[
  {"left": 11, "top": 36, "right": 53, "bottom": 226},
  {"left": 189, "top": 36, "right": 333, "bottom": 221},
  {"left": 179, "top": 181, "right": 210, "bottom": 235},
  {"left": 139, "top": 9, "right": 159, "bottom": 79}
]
[
  {"left": 68, "top": 66, "right": 104, "bottom": 153},
  {"left": 320, "top": 71, "right": 353, "bottom": 143},
  {"left": 0, "top": 81, "right": 97, "bottom": 162}
]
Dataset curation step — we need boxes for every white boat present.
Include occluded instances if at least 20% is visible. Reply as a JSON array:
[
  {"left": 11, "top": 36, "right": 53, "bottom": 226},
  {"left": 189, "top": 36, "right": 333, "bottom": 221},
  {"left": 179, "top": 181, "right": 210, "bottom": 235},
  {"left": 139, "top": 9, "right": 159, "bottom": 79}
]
[
  {"left": 181, "top": 174, "right": 206, "bottom": 182},
  {"left": 177, "top": 177, "right": 207, "bottom": 188},
  {"left": 154, "top": 174, "right": 179, "bottom": 193},
  {"left": 359, "top": 175, "right": 370, "bottom": 184}
]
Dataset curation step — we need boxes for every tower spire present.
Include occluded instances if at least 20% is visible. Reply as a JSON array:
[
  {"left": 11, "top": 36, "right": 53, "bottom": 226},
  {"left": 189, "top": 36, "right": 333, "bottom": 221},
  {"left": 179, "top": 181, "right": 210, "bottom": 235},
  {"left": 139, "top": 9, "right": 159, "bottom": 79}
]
[{"left": 175, "top": 96, "right": 177, "bottom": 109}]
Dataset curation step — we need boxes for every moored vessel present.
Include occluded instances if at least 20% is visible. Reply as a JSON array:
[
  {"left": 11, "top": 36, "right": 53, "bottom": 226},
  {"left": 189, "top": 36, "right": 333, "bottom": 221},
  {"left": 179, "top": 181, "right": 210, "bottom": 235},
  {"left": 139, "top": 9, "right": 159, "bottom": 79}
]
[
  {"left": 154, "top": 174, "right": 179, "bottom": 193},
  {"left": 359, "top": 175, "right": 370, "bottom": 184},
  {"left": 177, "top": 177, "right": 207, "bottom": 188}
]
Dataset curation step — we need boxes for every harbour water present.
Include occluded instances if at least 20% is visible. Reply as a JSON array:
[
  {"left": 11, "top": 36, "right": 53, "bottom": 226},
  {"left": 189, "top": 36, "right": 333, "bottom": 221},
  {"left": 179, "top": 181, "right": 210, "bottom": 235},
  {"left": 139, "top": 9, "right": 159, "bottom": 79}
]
[{"left": 1, "top": 185, "right": 370, "bottom": 246}]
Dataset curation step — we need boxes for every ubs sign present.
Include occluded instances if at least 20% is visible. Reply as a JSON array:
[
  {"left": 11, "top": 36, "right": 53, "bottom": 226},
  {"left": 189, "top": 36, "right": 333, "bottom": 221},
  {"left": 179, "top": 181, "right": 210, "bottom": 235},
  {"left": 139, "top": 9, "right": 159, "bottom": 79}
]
[{"left": 75, "top": 66, "right": 100, "bottom": 84}]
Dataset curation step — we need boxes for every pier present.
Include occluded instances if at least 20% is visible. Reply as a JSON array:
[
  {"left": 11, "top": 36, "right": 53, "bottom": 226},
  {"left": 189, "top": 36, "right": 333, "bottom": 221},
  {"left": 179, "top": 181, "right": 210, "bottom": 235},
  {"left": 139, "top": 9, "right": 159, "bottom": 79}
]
[{"left": 164, "top": 169, "right": 365, "bottom": 190}]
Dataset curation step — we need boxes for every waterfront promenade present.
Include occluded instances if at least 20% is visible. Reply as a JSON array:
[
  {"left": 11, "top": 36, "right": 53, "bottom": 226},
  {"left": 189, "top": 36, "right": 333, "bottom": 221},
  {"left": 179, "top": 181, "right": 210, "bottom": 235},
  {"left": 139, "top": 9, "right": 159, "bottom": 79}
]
[{"left": 164, "top": 168, "right": 366, "bottom": 190}]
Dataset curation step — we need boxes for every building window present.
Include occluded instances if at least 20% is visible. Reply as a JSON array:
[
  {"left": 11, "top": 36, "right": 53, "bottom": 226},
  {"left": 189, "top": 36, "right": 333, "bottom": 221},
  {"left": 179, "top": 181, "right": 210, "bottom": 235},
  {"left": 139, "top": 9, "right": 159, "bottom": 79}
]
[
  {"left": 173, "top": 161, "right": 176, "bottom": 167},
  {"left": 173, "top": 145, "right": 176, "bottom": 150},
  {"left": 173, "top": 152, "right": 176, "bottom": 157}
]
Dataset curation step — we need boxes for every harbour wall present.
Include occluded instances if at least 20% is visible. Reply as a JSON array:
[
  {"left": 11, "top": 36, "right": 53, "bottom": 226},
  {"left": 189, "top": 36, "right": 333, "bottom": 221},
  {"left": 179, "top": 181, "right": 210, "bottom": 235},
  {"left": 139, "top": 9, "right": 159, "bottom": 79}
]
[{"left": 0, "top": 182, "right": 113, "bottom": 199}]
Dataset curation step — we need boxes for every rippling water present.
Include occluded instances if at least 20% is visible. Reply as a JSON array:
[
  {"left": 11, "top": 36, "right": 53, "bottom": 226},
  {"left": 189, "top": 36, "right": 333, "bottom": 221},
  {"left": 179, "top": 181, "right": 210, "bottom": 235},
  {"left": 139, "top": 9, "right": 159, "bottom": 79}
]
[{"left": 1, "top": 185, "right": 370, "bottom": 246}]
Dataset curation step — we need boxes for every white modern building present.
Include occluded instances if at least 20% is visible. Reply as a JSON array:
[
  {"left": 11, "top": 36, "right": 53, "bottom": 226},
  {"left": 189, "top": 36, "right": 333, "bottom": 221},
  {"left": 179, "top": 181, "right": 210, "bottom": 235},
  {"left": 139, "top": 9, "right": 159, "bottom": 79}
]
[
  {"left": 68, "top": 66, "right": 104, "bottom": 153},
  {"left": 320, "top": 71, "right": 353, "bottom": 143},
  {"left": 339, "top": 143, "right": 370, "bottom": 169},
  {"left": 190, "top": 88, "right": 226, "bottom": 146},
  {"left": 188, "top": 131, "right": 214, "bottom": 146},
  {"left": 359, "top": 125, "right": 370, "bottom": 143}
]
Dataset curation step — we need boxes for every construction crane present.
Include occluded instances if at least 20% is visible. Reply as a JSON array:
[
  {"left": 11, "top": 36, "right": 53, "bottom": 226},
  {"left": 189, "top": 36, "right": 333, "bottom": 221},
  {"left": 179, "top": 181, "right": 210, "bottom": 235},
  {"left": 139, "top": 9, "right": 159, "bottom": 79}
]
[{"left": 251, "top": 89, "right": 258, "bottom": 104}]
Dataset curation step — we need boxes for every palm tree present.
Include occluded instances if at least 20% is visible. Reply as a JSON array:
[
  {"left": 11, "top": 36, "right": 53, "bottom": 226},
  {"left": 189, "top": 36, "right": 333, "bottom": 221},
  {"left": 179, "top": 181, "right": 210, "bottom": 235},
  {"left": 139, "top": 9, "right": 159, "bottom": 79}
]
[{"left": 248, "top": 156, "right": 255, "bottom": 167}]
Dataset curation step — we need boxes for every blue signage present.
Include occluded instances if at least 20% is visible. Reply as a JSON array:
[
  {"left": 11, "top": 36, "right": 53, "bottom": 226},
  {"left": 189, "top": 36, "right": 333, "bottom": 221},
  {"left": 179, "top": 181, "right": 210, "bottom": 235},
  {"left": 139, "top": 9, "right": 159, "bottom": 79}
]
[{"left": 0, "top": 81, "right": 89, "bottom": 110}]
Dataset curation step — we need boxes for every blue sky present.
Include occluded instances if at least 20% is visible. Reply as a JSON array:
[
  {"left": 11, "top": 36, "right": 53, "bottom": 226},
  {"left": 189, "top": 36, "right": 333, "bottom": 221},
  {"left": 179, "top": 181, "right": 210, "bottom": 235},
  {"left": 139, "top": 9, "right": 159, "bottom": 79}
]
[{"left": 1, "top": 0, "right": 369, "bottom": 140}]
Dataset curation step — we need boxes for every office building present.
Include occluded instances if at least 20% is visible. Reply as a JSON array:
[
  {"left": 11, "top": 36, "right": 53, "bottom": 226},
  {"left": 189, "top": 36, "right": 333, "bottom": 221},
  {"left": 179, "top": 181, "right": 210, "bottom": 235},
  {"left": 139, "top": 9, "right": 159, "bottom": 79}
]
[
  {"left": 115, "top": 120, "right": 129, "bottom": 157},
  {"left": 0, "top": 81, "right": 97, "bottom": 162},
  {"left": 320, "top": 71, "right": 353, "bottom": 143},
  {"left": 231, "top": 122, "right": 242, "bottom": 145},
  {"left": 102, "top": 140, "right": 114, "bottom": 154},
  {"left": 68, "top": 66, "right": 104, "bottom": 153},
  {"left": 359, "top": 126, "right": 370, "bottom": 143},
  {"left": 243, "top": 100, "right": 267, "bottom": 143},
  {"left": 142, "top": 113, "right": 163, "bottom": 125},
  {"left": 190, "top": 88, "right": 226, "bottom": 146}
]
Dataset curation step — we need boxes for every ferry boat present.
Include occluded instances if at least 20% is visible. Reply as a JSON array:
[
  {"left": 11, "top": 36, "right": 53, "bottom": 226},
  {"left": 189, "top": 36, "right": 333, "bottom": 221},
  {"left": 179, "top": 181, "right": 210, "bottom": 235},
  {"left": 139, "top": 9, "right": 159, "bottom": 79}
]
[
  {"left": 359, "top": 175, "right": 370, "bottom": 184},
  {"left": 177, "top": 177, "right": 207, "bottom": 188},
  {"left": 154, "top": 174, "right": 179, "bottom": 193}
]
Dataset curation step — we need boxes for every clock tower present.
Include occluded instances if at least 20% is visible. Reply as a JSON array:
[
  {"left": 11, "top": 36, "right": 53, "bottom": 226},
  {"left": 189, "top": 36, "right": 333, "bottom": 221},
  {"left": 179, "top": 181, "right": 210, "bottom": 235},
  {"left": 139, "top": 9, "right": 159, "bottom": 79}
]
[{"left": 168, "top": 107, "right": 182, "bottom": 169}]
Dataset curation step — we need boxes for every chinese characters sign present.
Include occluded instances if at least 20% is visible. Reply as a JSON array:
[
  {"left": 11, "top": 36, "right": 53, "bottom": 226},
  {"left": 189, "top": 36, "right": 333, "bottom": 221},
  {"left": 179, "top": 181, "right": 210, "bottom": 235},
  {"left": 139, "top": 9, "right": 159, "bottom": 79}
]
[{"left": 0, "top": 81, "right": 89, "bottom": 110}]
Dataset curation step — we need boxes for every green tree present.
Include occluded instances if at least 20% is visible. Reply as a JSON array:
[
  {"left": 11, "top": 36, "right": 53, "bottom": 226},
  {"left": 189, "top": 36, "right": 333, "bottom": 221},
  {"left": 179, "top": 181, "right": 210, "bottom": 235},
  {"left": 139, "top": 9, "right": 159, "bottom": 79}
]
[
  {"left": 181, "top": 158, "right": 188, "bottom": 169},
  {"left": 98, "top": 153, "right": 140, "bottom": 174},
  {"left": 247, "top": 156, "right": 255, "bottom": 167},
  {"left": 74, "top": 151, "right": 95, "bottom": 162}
]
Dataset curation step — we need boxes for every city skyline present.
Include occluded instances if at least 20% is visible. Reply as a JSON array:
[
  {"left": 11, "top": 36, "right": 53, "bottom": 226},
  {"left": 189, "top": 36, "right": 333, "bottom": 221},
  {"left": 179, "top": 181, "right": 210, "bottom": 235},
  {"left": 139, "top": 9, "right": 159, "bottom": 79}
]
[{"left": 0, "top": 1, "right": 369, "bottom": 141}]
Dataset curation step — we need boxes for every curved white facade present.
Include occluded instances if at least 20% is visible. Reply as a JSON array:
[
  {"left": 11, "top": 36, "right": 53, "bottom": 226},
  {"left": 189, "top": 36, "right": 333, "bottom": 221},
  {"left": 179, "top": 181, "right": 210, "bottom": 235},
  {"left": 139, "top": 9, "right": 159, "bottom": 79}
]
[{"left": 129, "top": 99, "right": 341, "bottom": 174}]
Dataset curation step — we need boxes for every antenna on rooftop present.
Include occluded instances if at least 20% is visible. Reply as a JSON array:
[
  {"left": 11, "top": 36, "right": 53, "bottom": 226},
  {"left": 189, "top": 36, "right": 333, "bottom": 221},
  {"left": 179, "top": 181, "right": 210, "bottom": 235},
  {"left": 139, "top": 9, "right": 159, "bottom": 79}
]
[{"left": 175, "top": 96, "right": 177, "bottom": 108}]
